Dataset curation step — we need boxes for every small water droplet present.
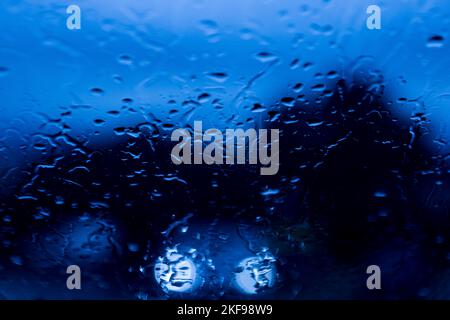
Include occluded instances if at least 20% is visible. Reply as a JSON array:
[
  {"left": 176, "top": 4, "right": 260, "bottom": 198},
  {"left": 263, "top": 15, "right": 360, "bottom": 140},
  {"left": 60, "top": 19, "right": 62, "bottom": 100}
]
[
  {"left": 292, "top": 83, "right": 304, "bottom": 93},
  {"left": 207, "top": 72, "right": 228, "bottom": 83},
  {"left": 0, "top": 66, "right": 9, "bottom": 76},
  {"left": 306, "top": 119, "right": 324, "bottom": 127},
  {"left": 94, "top": 119, "right": 106, "bottom": 125},
  {"left": 199, "top": 19, "right": 218, "bottom": 36},
  {"left": 427, "top": 35, "right": 444, "bottom": 48},
  {"left": 311, "top": 84, "right": 325, "bottom": 92},
  {"left": 326, "top": 70, "right": 338, "bottom": 79},
  {"left": 128, "top": 243, "right": 139, "bottom": 252},
  {"left": 113, "top": 74, "right": 123, "bottom": 83},
  {"left": 107, "top": 110, "right": 120, "bottom": 116},
  {"left": 239, "top": 28, "right": 255, "bottom": 40},
  {"left": 281, "top": 97, "right": 295, "bottom": 107},
  {"left": 198, "top": 93, "right": 210, "bottom": 103},
  {"left": 290, "top": 58, "right": 300, "bottom": 69},
  {"left": 90, "top": 87, "right": 104, "bottom": 95},
  {"left": 255, "top": 52, "right": 278, "bottom": 63},
  {"left": 374, "top": 191, "right": 387, "bottom": 198},
  {"left": 10, "top": 255, "right": 23, "bottom": 266},
  {"left": 113, "top": 127, "right": 127, "bottom": 136},
  {"left": 118, "top": 54, "right": 133, "bottom": 65},
  {"left": 303, "top": 62, "right": 314, "bottom": 70},
  {"left": 251, "top": 103, "right": 266, "bottom": 112},
  {"left": 310, "top": 23, "right": 333, "bottom": 35}
]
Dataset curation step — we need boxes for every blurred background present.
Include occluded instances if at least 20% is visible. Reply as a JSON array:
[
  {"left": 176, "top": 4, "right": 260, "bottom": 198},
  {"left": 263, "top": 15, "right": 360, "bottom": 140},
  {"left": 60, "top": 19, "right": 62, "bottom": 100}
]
[{"left": 0, "top": 0, "right": 449, "bottom": 299}]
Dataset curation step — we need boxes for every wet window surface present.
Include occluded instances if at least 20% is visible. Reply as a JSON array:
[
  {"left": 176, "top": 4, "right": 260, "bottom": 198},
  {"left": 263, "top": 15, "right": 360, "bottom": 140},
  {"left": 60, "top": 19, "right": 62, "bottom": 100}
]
[{"left": 0, "top": 0, "right": 450, "bottom": 299}]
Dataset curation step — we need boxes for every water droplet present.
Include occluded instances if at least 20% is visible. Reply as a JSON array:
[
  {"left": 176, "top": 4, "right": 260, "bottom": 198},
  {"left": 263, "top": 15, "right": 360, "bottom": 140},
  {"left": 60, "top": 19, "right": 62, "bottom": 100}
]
[
  {"left": 128, "top": 243, "right": 139, "bottom": 252},
  {"left": 251, "top": 103, "right": 266, "bottom": 112},
  {"left": 303, "top": 62, "right": 314, "bottom": 70},
  {"left": 281, "top": 97, "right": 295, "bottom": 107},
  {"left": 239, "top": 28, "right": 255, "bottom": 40},
  {"left": 10, "top": 256, "right": 23, "bottom": 266},
  {"left": 255, "top": 52, "right": 278, "bottom": 63},
  {"left": 261, "top": 188, "right": 280, "bottom": 196},
  {"left": 118, "top": 54, "right": 133, "bottom": 65},
  {"left": 207, "top": 72, "right": 228, "bottom": 83},
  {"left": 0, "top": 66, "right": 9, "bottom": 76},
  {"left": 306, "top": 119, "right": 324, "bottom": 127},
  {"left": 199, "top": 19, "right": 218, "bottom": 36},
  {"left": 311, "top": 84, "right": 325, "bottom": 92},
  {"left": 113, "top": 74, "right": 123, "bottom": 83},
  {"left": 292, "top": 83, "right": 304, "bottom": 93},
  {"left": 290, "top": 58, "right": 300, "bottom": 69},
  {"left": 198, "top": 93, "right": 210, "bottom": 103},
  {"left": 326, "top": 70, "right": 338, "bottom": 79},
  {"left": 113, "top": 127, "right": 127, "bottom": 136},
  {"left": 94, "top": 119, "right": 106, "bottom": 125},
  {"left": 374, "top": 191, "right": 387, "bottom": 198},
  {"left": 90, "top": 87, "right": 104, "bottom": 95},
  {"left": 310, "top": 23, "right": 333, "bottom": 36},
  {"left": 427, "top": 35, "right": 444, "bottom": 48}
]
